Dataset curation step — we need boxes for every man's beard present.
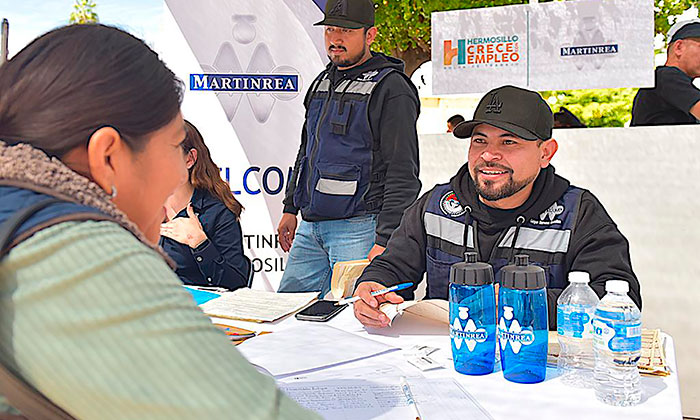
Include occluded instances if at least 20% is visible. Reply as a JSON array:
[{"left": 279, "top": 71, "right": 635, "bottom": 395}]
[
  {"left": 328, "top": 44, "right": 367, "bottom": 68},
  {"left": 471, "top": 164, "right": 536, "bottom": 202}
]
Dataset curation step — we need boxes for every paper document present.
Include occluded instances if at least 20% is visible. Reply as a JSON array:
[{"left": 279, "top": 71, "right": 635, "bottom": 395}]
[
  {"left": 380, "top": 299, "right": 449, "bottom": 326},
  {"left": 237, "top": 324, "right": 398, "bottom": 377},
  {"left": 199, "top": 289, "right": 317, "bottom": 322},
  {"left": 328, "top": 259, "right": 370, "bottom": 299},
  {"left": 279, "top": 377, "right": 493, "bottom": 420}
]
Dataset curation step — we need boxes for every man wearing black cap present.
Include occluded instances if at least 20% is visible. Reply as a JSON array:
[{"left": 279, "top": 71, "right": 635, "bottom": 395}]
[
  {"left": 278, "top": 0, "right": 421, "bottom": 296},
  {"left": 631, "top": 19, "right": 700, "bottom": 126},
  {"left": 352, "top": 85, "right": 641, "bottom": 330}
]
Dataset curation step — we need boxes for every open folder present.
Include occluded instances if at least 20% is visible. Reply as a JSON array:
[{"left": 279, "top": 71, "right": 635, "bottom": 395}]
[{"left": 199, "top": 288, "right": 318, "bottom": 323}]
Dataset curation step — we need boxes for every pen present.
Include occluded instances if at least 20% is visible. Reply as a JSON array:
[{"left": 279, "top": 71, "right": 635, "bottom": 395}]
[
  {"left": 334, "top": 282, "right": 413, "bottom": 306},
  {"left": 400, "top": 376, "right": 421, "bottom": 420}
]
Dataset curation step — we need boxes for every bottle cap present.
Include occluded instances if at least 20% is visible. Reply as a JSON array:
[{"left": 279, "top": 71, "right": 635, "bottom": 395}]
[
  {"left": 605, "top": 280, "right": 629, "bottom": 294},
  {"left": 449, "top": 252, "right": 494, "bottom": 286},
  {"left": 500, "top": 254, "right": 546, "bottom": 290},
  {"left": 568, "top": 271, "right": 590, "bottom": 284}
]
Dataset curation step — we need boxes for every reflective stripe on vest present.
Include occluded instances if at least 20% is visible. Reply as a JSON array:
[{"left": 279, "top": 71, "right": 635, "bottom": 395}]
[
  {"left": 424, "top": 212, "right": 473, "bottom": 247},
  {"left": 497, "top": 226, "right": 571, "bottom": 253},
  {"left": 315, "top": 78, "right": 378, "bottom": 95}
]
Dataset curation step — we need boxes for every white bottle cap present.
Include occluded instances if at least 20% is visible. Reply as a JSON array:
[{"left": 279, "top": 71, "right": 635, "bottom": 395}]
[
  {"left": 605, "top": 280, "right": 629, "bottom": 294},
  {"left": 568, "top": 271, "right": 590, "bottom": 283}
]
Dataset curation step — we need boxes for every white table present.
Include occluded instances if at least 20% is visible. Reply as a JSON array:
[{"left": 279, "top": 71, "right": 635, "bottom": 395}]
[{"left": 213, "top": 308, "right": 682, "bottom": 420}]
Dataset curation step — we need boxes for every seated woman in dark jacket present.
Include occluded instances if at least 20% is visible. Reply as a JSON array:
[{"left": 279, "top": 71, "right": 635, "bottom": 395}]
[{"left": 159, "top": 121, "right": 251, "bottom": 290}]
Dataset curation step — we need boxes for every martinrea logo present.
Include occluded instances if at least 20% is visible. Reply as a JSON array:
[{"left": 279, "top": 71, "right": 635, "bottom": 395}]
[
  {"left": 444, "top": 36, "right": 521, "bottom": 66},
  {"left": 190, "top": 74, "right": 298, "bottom": 92}
]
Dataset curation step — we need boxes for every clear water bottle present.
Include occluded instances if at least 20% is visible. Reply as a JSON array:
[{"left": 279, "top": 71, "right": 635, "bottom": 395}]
[
  {"left": 593, "top": 280, "right": 642, "bottom": 406},
  {"left": 557, "top": 271, "right": 600, "bottom": 387},
  {"left": 449, "top": 252, "right": 496, "bottom": 375},
  {"left": 498, "top": 255, "right": 548, "bottom": 384}
]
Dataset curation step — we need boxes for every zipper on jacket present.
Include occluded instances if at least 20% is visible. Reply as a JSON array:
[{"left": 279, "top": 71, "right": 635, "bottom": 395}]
[
  {"left": 507, "top": 215, "right": 526, "bottom": 263},
  {"left": 485, "top": 215, "right": 526, "bottom": 264}
]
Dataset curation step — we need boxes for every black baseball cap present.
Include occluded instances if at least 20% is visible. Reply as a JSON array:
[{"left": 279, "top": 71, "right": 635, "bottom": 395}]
[
  {"left": 669, "top": 19, "right": 700, "bottom": 43},
  {"left": 314, "top": 0, "right": 375, "bottom": 29},
  {"left": 453, "top": 85, "right": 554, "bottom": 141}
]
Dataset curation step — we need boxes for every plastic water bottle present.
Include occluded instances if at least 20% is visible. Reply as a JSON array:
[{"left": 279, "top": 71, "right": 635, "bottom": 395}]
[
  {"left": 593, "top": 280, "right": 642, "bottom": 406},
  {"left": 449, "top": 252, "right": 496, "bottom": 375},
  {"left": 557, "top": 271, "right": 600, "bottom": 387},
  {"left": 498, "top": 255, "right": 548, "bottom": 384}
]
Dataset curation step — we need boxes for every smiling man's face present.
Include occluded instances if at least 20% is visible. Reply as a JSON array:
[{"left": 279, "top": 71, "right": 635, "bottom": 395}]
[{"left": 467, "top": 123, "right": 557, "bottom": 209}]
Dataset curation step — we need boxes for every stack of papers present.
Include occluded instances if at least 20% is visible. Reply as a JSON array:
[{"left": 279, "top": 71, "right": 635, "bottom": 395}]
[{"left": 199, "top": 288, "right": 317, "bottom": 322}]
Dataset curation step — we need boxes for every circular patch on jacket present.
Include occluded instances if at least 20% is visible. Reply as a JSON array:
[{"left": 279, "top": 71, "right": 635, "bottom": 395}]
[{"left": 440, "top": 191, "right": 467, "bottom": 217}]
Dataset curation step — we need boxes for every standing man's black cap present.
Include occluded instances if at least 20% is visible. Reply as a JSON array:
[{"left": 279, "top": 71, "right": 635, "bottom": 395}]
[
  {"left": 314, "top": 0, "right": 375, "bottom": 29},
  {"left": 453, "top": 85, "right": 554, "bottom": 141}
]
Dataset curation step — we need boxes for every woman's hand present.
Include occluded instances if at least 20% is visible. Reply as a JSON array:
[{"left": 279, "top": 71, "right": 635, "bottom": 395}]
[{"left": 160, "top": 203, "right": 207, "bottom": 248}]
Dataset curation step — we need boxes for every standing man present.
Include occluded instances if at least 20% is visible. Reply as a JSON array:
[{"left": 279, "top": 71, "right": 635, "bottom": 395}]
[
  {"left": 351, "top": 86, "right": 641, "bottom": 330},
  {"left": 631, "top": 19, "right": 700, "bottom": 126},
  {"left": 277, "top": 0, "right": 421, "bottom": 296}
]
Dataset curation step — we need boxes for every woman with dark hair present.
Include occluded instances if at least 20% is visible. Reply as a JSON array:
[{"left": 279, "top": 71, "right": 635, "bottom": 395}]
[
  {"left": 0, "top": 24, "right": 317, "bottom": 420},
  {"left": 160, "top": 120, "right": 250, "bottom": 290}
]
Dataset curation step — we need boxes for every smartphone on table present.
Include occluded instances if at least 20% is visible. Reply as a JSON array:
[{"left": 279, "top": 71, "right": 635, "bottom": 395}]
[{"left": 295, "top": 300, "right": 348, "bottom": 322}]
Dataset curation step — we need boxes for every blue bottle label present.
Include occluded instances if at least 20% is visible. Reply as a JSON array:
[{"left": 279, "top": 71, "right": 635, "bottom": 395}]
[
  {"left": 557, "top": 304, "right": 594, "bottom": 339},
  {"left": 593, "top": 319, "right": 642, "bottom": 352},
  {"left": 497, "top": 306, "right": 535, "bottom": 354},
  {"left": 450, "top": 306, "right": 488, "bottom": 352}
]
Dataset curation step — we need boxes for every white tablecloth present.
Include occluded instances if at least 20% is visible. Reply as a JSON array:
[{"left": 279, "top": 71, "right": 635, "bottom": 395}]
[{"left": 213, "top": 308, "right": 682, "bottom": 420}]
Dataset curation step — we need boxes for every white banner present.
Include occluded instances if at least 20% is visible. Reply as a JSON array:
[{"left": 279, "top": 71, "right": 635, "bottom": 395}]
[
  {"left": 432, "top": 0, "right": 654, "bottom": 94},
  {"left": 161, "top": 0, "right": 328, "bottom": 290}
]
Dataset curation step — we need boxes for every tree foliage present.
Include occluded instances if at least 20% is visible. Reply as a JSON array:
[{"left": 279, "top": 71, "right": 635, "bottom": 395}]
[
  {"left": 655, "top": 0, "right": 700, "bottom": 44},
  {"left": 69, "top": 0, "right": 99, "bottom": 25},
  {"left": 541, "top": 88, "right": 637, "bottom": 127}
]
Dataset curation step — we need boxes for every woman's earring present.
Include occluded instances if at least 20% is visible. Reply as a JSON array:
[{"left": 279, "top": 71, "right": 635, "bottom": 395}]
[{"left": 110, "top": 185, "right": 118, "bottom": 199}]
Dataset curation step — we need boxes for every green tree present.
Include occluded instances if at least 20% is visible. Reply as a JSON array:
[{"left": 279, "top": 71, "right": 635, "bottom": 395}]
[
  {"left": 541, "top": 89, "right": 637, "bottom": 127},
  {"left": 655, "top": 0, "right": 700, "bottom": 44},
  {"left": 69, "top": 0, "right": 99, "bottom": 25}
]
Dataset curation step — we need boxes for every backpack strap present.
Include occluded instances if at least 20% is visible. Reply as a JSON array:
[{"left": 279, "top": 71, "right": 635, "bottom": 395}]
[{"left": 0, "top": 198, "right": 77, "bottom": 420}]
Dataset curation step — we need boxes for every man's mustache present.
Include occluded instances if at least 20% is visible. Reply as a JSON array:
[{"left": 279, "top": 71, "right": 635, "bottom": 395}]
[{"left": 328, "top": 44, "right": 346, "bottom": 52}]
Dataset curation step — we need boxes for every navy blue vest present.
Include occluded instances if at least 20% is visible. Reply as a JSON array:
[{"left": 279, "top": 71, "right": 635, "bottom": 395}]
[
  {"left": 0, "top": 185, "right": 108, "bottom": 251},
  {"left": 423, "top": 183, "right": 584, "bottom": 299},
  {"left": 292, "top": 67, "right": 398, "bottom": 220}
]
